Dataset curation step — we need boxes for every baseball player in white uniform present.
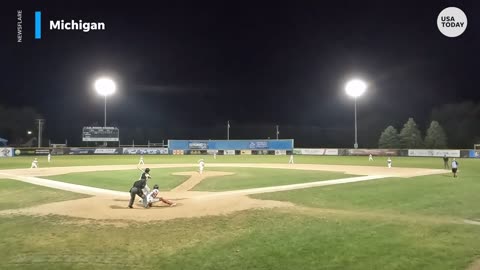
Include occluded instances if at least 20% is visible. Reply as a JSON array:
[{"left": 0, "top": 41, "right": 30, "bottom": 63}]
[
  {"left": 213, "top": 152, "right": 217, "bottom": 159},
  {"left": 31, "top": 158, "right": 38, "bottom": 168},
  {"left": 289, "top": 154, "right": 294, "bottom": 164},
  {"left": 369, "top": 154, "right": 373, "bottom": 161},
  {"left": 139, "top": 184, "right": 176, "bottom": 207},
  {"left": 198, "top": 159, "right": 205, "bottom": 174},
  {"left": 387, "top": 157, "right": 392, "bottom": 168},
  {"left": 47, "top": 153, "right": 51, "bottom": 163},
  {"left": 138, "top": 155, "right": 144, "bottom": 165}
]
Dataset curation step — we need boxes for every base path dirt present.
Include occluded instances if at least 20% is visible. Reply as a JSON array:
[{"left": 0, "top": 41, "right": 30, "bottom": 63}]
[
  {"left": 0, "top": 163, "right": 448, "bottom": 222},
  {"left": 170, "top": 171, "right": 235, "bottom": 192},
  {"left": 467, "top": 259, "right": 480, "bottom": 270}
]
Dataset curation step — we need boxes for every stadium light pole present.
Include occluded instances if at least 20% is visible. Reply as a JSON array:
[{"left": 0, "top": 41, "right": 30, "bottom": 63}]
[
  {"left": 94, "top": 77, "right": 116, "bottom": 127},
  {"left": 345, "top": 79, "right": 367, "bottom": 149},
  {"left": 227, "top": 120, "right": 230, "bottom": 140}
]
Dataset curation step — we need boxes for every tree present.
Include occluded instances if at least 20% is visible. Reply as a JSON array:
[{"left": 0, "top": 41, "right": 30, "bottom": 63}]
[
  {"left": 378, "top": 126, "right": 400, "bottom": 148},
  {"left": 431, "top": 101, "right": 480, "bottom": 148},
  {"left": 0, "top": 106, "right": 43, "bottom": 145},
  {"left": 424, "top": 121, "right": 448, "bottom": 149},
  {"left": 399, "top": 118, "right": 424, "bottom": 148}
]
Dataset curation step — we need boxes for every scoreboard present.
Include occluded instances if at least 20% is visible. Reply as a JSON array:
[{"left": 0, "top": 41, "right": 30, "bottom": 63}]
[{"left": 82, "top": 127, "right": 119, "bottom": 142}]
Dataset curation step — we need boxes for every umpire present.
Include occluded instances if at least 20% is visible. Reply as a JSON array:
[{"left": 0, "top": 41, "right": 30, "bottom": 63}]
[
  {"left": 128, "top": 168, "right": 151, "bottom": 208},
  {"left": 443, "top": 155, "right": 449, "bottom": 169}
]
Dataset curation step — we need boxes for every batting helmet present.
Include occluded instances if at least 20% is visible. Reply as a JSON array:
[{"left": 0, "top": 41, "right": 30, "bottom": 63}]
[
  {"left": 153, "top": 184, "right": 159, "bottom": 189},
  {"left": 145, "top": 168, "right": 150, "bottom": 173}
]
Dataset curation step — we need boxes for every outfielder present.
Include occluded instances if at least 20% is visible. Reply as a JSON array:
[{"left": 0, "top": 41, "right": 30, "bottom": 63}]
[
  {"left": 369, "top": 154, "right": 373, "bottom": 161},
  {"left": 138, "top": 155, "right": 144, "bottom": 165},
  {"left": 198, "top": 159, "right": 205, "bottom": 174},
  {"left": 47, "top": 153, "right": 51, "bottom": 163},
  {"left": 31, "top": 158, "right": 38, "bottom": 168},
  {"left": 289, "top": 154, "right": 294, "bottom": 164},
  {"left": 139, "top": 184, "right": 176, "bottom": 207}
]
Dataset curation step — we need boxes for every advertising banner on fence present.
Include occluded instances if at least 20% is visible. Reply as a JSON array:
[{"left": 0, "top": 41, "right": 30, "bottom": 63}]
[
  {"left": 68, "top": 148, "right": 95, "bottom": 155},
  {"left": 224, "top": 150, "right": 235, "bottom": 155},
  {"left": 67, "top": 148, "right": 121, "bottom": 155},
  {"left": 248, "top": 141, "right": 269, "bottom": 149},
  {"left": 275, "top": 150, "right": 287, "bottom": 155},
  {"left": 35, "top": 149, "right": 51, "bottom": 155},
  {"left": 123, "top": 148, "right": 168, "bottom": 155},
  {"left": 94, "top": 148, "right": 120, "bottom": 154},
  {"left": 189, "top": 142, "right": 208, "bottom": 149},
  {"left": 469, "top": 150, "right": 480, "bottom": 158},
  {"left": 51, "top": 148, "right": 67, "bottom": 155},
  {"left": 241, "top": 150, "right": 252, "bottom": 155},
  {"left": 0, "top": 148, "right": 13, "bottom": 157},
  {"left": 294, "top": 148, "right": 339, "bottom": 156},
  {"left": 172, "top": 150, "right": 184, "bottom": 155},
  {"left": 207, "top": 150, "right": 218, "bottom": 155},
  {"left": 14, "top": 148, "right": 39, "bottom": 156},
  {"left": 348, "top": 149, "right": 399, "bottom": 156},
  {"left": 408, "top": 149, "right": 460, "bottom": 157}
]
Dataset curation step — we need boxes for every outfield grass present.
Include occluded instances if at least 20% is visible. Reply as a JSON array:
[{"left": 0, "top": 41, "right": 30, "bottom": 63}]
[
  {"left": 0, "top": 210, "right": 479, "bottom": 270},
  {"left": 0, "top": 154, "right": 473, "bottom": 169},
  {"left": 0, "top": 179, "right": 90, "bottom": 210},
  {"left": 254, "top": 158, "right": 480, "bottom": 220},
  {"left": 47, "top": 168, "right": 195, "bottom": 192},
  {"left": 194, "top": 167, "right": 354, "bottom": 191}
]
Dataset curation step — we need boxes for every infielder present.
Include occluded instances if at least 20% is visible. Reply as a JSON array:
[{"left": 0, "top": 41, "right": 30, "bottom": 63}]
[
  {"left": 198, "top": 159, "right": 205, "bottom": 174},
  {"left": 128, "top": 168, "right": 151, "bottom": 208},
  {"left": 47, "top": 153, "right": 51, "bottom": 163},
  {"left": 387, "top": 157, "right": 392, "bottom": 168},
  {"left": 139, "top": 184, "right": 176, "bottom": 207},
  {"left": 369, "top": 154, "right": 373, "bottom": 161},
  {"left": 289, "top": 154, "right": 294, "bottom": 164},
  {"left": 138, "top": 155, "right": 144, "bottom": 165},
  {"left": 31, "top": 158, "right": 38, "bottom": 169}
]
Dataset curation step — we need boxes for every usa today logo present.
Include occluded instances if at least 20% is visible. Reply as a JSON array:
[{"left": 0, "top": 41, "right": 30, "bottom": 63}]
[{"left": 437, "top": 7, "right": 467, "bottom": 38}]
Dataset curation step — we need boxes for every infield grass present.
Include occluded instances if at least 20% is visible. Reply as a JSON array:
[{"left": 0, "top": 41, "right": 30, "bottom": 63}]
[
  {"left": 45, "top": 168, "right": 354, "bottom": 192},
  {"left": 0, "top": 179, "right": 90, "bottom": 211},
  {"left": 47, "top": 168, "right": 195, "bottom": 192}
]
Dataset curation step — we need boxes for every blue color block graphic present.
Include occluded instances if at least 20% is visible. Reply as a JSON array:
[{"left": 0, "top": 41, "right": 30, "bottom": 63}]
[{"left": 35, "top": 11, "right": 41, "bottom": 39}]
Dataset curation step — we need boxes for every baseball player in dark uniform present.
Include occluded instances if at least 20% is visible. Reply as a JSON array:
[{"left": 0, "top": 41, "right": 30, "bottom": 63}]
[
  {"left": 128, "top": 168, "right": 151, "bottom": 208},
  {"left": 443, "top": 155, "right": 449, "bottom": 169}
]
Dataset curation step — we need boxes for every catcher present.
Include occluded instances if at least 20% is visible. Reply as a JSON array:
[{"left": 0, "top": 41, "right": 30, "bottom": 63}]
[{"left": 139, "top": 184, "right": 176, "bottom": 207}]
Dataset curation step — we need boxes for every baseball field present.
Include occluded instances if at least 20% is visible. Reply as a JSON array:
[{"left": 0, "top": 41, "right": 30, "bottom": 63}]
[{"left": 0, "top": 155, "right": 479, "bottom": 270}]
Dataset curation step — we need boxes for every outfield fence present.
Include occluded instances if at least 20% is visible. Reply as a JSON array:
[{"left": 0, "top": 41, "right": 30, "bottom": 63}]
[{"left": 1, "top": 146, "right": 478, "bottom": 158}]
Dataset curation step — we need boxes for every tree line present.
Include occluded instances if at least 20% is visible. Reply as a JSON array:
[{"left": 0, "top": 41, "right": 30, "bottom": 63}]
[{"left": 378, "top": 118, "right": 448, "bottom": 149}]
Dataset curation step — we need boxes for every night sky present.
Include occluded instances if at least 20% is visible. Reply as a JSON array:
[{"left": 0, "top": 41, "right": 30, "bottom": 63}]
[{"left": 2, "top": 0, "right": 479, "bottom": 147}]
